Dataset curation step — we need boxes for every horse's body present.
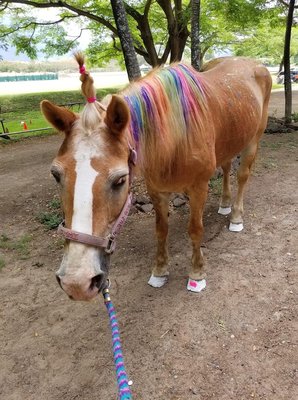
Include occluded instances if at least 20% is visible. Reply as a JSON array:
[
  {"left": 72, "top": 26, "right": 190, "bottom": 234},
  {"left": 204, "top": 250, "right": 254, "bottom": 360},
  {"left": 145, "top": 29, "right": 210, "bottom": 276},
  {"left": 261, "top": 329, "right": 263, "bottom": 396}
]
[{"left": 41, "top": 56, "right": 271, "bottom": 300}]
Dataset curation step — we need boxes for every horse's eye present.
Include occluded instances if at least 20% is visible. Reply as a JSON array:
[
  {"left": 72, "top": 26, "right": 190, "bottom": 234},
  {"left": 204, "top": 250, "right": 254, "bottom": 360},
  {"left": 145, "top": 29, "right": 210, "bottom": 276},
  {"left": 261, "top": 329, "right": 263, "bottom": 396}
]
[
  {"left": 51, "top": 169, "right": 61, "bottom": 184},
  {"left": 112, "top": 176, "right": 127, "bottom": 189}
]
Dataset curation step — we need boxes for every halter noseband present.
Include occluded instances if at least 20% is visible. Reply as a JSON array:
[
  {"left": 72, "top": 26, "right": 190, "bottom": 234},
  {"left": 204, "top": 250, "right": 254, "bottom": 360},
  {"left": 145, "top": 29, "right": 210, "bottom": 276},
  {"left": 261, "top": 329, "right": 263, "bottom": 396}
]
[{"left": 58, "top": 146, "right": 137, "bottom": 254}]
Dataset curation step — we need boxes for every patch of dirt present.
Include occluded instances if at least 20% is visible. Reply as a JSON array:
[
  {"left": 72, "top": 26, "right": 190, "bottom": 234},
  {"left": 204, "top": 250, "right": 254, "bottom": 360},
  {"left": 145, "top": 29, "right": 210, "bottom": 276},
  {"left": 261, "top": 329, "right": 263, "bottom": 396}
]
[{"left": 0, "top": 93, "right": 297, "bottom": 400}]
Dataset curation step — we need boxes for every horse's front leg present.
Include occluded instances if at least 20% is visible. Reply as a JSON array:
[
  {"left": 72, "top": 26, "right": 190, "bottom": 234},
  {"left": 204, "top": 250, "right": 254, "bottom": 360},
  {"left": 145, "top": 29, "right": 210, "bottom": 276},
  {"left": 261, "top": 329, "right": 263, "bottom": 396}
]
[
  {"left": 187, "top": 181, "right": 209, "bottom": 293},
  {"left": 146, "top": 188, "right": 170, "bottom": 288}
]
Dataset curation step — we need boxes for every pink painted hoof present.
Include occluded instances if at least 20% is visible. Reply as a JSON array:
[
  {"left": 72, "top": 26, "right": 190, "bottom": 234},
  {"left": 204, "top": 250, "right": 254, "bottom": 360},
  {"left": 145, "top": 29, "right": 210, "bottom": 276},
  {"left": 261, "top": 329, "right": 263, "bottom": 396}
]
[{"left": 187, "top": 278, "right": 206, "bottom": 293}]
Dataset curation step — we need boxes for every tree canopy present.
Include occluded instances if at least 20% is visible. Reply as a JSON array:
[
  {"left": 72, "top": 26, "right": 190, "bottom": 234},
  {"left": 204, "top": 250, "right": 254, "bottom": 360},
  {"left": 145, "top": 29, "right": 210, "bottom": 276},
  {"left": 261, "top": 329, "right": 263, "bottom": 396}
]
[
  {"left": 0, "top": 0, "right": 297, "bottom": 67},
  {"left": 232, "top": 1, "right": 298, "bottom": 66}
]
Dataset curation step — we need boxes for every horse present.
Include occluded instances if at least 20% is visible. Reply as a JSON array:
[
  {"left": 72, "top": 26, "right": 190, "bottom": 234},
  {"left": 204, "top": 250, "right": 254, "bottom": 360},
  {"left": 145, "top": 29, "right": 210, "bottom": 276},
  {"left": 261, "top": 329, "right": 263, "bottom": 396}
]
[{"left": 41, "top": 54, "right": 272, "bottom": 301}]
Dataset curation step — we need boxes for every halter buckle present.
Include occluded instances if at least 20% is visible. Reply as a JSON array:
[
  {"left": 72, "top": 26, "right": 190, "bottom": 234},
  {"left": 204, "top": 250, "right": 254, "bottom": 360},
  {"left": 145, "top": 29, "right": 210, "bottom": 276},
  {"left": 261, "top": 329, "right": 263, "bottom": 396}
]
[{"left": 105, "top": 234, "right": 116, "bottom": 254}]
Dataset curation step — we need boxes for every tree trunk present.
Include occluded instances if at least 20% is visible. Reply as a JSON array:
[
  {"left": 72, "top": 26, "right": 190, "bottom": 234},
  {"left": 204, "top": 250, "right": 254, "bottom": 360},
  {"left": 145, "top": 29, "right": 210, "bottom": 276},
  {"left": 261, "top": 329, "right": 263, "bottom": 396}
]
[
  {"left": 279, "top": 56, "right": 284, "bottom": 73},
  {"left": 191, "top": 0, "right": 201, "bottom": 71},
  {"left": 157, "top": 0, "right": 189, "bottom": 64},
  {"left": 110, "top": 0, "right": 141, "bottom": 81},
  {"left": 173, "top": 0, "right": 189, "bottom": 63},
  {"left": 283, "top": 0, "right": 295, "bottom": 124}
]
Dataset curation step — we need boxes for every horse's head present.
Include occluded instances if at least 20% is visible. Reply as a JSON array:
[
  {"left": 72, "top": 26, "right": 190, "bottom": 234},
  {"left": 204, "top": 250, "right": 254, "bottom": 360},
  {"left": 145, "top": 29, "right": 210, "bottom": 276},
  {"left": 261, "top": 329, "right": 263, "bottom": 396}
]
[{"left": 41, "top": 55, "right": 133, "bottom": 301}]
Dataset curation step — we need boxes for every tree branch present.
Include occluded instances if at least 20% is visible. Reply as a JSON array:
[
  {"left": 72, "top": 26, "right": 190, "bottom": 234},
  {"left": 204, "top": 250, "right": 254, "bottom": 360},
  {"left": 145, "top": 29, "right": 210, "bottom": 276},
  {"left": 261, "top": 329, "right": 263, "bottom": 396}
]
[
  {"left": 0, "top": 2, "right": 9, "bottom": 11},
  {"left": 29, "top": 24, "right": 35, "bottom": 41},
  {"left": 278, "top": 0, "right": 298, "bottom": 8},
  {"left": 0, "top": 15, "right": 77, "bottom": 39},
  {"left": 0, "top": 0, "right": 119, "bottom": 34},
  {"left": 159, "top": 39, "right": 171, "bottom": 64},
  {"left": 124, "top": 2, "right": 142, "bottom": 21},
  {"left": 1, "top": 0, "right": 152, "bottom": 61},
  {"left": 111, "top": 33, "right": 122, "bottom": 52},
  {"left": 66, "top": 28, "right": 89, "bottom": 49},
  {"left": 125, "top": 0, "right": 158, "bottom": 65},
  {"left": 144, "top": 0, "right": 153, "bottom": 17}
]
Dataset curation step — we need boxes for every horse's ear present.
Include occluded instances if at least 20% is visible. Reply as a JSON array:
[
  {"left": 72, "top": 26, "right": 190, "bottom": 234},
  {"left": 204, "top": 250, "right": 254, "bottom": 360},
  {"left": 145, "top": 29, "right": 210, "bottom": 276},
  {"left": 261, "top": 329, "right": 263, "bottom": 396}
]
[
  {"left": 105, "top": 95, "right": 130, "bottom": 136},
  {"left": 40, "top": 100, "right": 77, "bottom": 134}
]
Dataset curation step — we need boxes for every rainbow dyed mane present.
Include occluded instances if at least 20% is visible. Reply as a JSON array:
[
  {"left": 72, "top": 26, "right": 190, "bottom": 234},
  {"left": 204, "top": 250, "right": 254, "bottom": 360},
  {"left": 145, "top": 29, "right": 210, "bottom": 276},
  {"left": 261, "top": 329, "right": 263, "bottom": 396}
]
[
  {"left": 123, "top": 64, "right": 207, "bottom": 143},
  {"left": 121, "top": 64, "right": 209, "bottom": 170}
]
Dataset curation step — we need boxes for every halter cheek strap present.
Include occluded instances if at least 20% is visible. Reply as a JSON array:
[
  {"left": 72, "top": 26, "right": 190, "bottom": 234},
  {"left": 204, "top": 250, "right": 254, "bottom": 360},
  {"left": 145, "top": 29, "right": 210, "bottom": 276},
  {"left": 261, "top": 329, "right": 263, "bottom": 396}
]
[{"left": 58, "top": 193, "right": 132, "bottom": 254}]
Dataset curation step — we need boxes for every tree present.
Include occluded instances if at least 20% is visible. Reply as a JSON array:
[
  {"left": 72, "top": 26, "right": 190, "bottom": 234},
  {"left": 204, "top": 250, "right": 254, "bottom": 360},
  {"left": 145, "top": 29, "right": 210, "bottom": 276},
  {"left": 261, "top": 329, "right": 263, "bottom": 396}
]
[
  {"left": 232, "top": 2, "right": 298, "bottom": 68},
  {"left": 233, "top": 23, "right": 298, "bottom": 66},
  {"left": 232, "top": 0, "right": 298, "bottom": 122},
  {"left": 191, "top": 0, "right": 201, "bottom": 70},
  {"left": 110, "top": 0, "right": 140, "bottom": 80},
  {"left": 0, "top": 0, "right": 272, "bottom": 69},
  {"left": 283, "top": 0, "right": 297, "bottom": 123},
  {"left": 0, "top": 0, "right": 191, "bottom": 67}
]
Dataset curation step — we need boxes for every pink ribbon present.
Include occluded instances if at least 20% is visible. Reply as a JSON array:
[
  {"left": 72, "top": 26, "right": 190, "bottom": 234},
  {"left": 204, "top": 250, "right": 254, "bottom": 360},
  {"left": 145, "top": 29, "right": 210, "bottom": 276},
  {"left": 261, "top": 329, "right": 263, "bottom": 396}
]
[{"left": 79, "top": 65, "right": 86, "bottom": 74}]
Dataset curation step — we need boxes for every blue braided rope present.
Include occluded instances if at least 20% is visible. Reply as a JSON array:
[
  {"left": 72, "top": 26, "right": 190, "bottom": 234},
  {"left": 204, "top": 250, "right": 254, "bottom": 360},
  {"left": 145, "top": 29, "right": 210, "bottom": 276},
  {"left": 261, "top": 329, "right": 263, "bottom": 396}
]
[{"left": 103, "top": 289, "right": 132, "bottom": 400}]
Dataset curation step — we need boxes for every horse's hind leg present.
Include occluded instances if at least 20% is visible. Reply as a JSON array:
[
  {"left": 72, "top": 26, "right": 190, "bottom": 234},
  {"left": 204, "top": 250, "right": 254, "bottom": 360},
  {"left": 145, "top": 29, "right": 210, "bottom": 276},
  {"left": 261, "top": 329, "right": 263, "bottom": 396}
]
[
  {"left": 147, "top": 189, "right": 170, "bottom": 288},
  {"left": 218, "top": 160, "right": 232, "bottom": 215},
  {"left": 229, "top": 138, "right": 259, "bottom": 232}
]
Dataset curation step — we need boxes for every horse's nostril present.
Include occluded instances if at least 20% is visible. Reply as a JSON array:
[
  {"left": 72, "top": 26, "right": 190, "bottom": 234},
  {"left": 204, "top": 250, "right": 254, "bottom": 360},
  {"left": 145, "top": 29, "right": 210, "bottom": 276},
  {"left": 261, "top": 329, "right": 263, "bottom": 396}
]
[
  {"left": 90, "top": 274, "right": 105, "bottom": 292},
  {"left": 56, "top": 274, "right": 62, "bottom": 288}
]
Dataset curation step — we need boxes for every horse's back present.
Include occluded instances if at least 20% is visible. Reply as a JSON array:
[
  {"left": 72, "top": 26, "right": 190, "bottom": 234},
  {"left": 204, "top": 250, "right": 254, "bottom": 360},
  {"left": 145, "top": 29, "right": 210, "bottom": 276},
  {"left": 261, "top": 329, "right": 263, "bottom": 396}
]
[
  {"left": 201, "top": 57, "right": 272, "bottom": 165},
  {"left": 202, "top": 56, "right": 271, "bottom": 104}
]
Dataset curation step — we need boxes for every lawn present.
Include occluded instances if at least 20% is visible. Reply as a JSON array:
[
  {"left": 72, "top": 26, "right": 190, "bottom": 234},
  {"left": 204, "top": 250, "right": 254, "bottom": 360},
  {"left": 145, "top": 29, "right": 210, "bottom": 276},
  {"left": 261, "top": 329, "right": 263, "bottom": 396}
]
[{"left": 0, "top": 88, "right": 117, "bottom": 140}]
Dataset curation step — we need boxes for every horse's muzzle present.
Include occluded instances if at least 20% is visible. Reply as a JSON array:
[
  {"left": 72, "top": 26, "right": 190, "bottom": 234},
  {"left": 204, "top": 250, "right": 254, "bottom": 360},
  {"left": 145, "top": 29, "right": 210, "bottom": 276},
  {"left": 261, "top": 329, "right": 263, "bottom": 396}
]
[{"left": 56, "top": 271, "right": 107, "bottom": 301}]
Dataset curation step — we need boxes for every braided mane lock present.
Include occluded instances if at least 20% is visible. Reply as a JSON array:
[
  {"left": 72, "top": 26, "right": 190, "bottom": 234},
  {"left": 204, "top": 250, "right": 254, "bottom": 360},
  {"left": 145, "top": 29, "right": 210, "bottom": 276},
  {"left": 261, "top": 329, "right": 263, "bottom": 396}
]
[{"left": 74, "top": 51, "right": 103, "bottom": 132}]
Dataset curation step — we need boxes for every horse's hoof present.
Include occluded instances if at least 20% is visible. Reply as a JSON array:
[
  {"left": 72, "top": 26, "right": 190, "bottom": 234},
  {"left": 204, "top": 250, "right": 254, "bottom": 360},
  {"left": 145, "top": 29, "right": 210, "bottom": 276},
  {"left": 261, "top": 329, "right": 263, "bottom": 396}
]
[
  {"left": 218, "top": 206, "right": 232, "bottom": 215},
  {"left": 148, "top": 274, "right": 168, "bottom": 288},
  {"left": 187, "top": 278, "right": 206, "bottom": 293},
  {"left": 229, "top": 222, "right": 244, "bottom": 232}
]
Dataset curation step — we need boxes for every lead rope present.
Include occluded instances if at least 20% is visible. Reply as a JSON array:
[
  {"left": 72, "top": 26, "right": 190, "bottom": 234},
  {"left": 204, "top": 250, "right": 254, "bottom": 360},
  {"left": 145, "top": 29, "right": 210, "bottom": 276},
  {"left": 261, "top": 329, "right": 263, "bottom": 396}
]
[{"left": 103, "top": 287, "right": 133, "bottom": 400}]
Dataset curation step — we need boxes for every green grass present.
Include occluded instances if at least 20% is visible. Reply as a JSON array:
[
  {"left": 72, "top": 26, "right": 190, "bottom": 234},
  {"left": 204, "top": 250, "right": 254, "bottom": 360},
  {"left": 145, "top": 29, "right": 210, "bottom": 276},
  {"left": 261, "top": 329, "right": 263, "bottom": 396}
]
[
  {"left": 49, "top": 197, "right": 61, "bottom": 210},
  {"left": 272, "top": 83, "right": 283, "bottom": 90},
  {"left": 0, "top": 88, "right": 117, "bottom": 140},
  {"left": 0, "top": 256, "right": 5, "bottom": 270},
  {"left": 37, "top": 197, "right": 63, "bottom": 229},
  {"left": 261, "top": 140, "right": 283, "bottom": 150},
  {"left": 38, "top": 211, "right": 62, "bottom": 230},
  {"left": 209, "top": 175, "right": 222, "bottom": 196},
  {"left": 3, "top": 111, "right": 49, "bottom": 133},
  {"left": 0, "top": 233, "right": 32, "bottom": 259},
  {"left": 0, "top": 233, "right": 9, "bottom": 243}
]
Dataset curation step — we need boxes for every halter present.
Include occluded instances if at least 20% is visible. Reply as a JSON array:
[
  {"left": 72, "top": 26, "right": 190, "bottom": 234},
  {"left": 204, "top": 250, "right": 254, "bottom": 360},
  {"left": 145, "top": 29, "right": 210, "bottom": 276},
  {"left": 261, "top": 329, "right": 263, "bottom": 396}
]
[{"left": 58, "top": 146, "right": 137, "bottom": 253}]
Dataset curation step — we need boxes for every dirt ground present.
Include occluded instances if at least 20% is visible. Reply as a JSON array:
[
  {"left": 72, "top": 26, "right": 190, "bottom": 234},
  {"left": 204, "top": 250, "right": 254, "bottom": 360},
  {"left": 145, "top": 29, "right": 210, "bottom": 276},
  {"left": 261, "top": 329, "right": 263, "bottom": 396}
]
[{"left": 0, "top": 92, "right": 297, "bottom": 400}]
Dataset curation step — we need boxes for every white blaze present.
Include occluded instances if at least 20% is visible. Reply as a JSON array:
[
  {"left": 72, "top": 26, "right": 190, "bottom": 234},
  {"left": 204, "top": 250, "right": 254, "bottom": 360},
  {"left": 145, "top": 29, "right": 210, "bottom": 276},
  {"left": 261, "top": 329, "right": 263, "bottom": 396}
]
[{"left": 72, "top": 139, "right": 99, "bottom": 234}]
